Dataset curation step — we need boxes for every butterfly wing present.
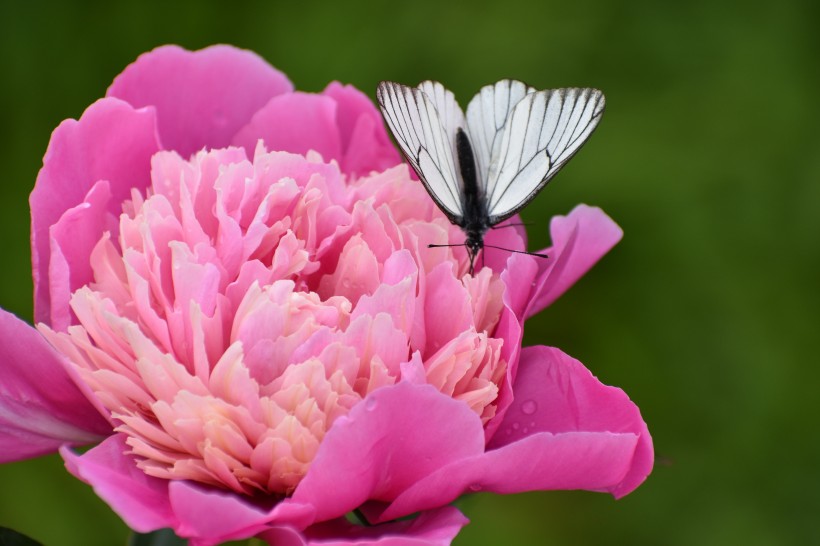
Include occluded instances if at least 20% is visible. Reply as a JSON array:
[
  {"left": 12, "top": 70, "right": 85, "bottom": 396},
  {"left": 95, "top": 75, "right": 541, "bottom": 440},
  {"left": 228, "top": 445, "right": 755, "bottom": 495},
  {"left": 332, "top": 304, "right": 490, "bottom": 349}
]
[
  {"left": 481, "top": 87, "right": 606, "bottom": 224},
  {"left": 376, "top": 81, "right": 465, "bottom": 223},
  {"left": 465, "top": 79, "right": 536, "bottom": 187}
]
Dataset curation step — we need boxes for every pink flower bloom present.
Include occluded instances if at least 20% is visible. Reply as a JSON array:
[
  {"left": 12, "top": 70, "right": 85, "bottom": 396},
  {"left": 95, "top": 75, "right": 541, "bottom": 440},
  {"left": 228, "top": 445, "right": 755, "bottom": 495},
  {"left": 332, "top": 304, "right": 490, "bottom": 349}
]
[{"left": 0, "top": 45, "right": 652, "bottom": 545}]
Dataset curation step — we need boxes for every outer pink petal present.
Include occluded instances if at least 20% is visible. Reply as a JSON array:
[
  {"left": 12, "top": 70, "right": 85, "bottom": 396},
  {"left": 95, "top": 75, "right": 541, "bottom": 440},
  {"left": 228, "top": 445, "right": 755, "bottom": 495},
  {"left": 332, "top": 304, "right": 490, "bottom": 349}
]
[
  {"left": 232, "top": 92, "right": 342, "bottom": 163},
  {"left": 524, "top": 204, "right": 623, "bottom": 318},
  {"left": 492, "top": 346, "right": 654, "bottom": 498},
  {"left": 288, "top": 382, "right": 486, "bottom": 525},
  {"left": 167, "top": 481, "right": 283, "bottom": 545},
  {"left": 63, "top": 437, "right": 319, "bottom": 544},
  {"left": 30, "top": 98, "right": 161, "bottom": 326},
  {"left": 301, "top": 506, "right": 468, "bottom": 545},
  {"left": 321, "top": 82, "right": 401, "bottom": 176},
  {"left": 0, "top": 309, "right": 108, "bottom": 462},
  {"left": 381, "top": 433, "right": 639, "bottom": 522},
  {"left": 108, "top": 44, "right": 293, "bottom": 158},
  {"left": 61, "top": 434, "right": 176, "bottom": 532},
  {"left": 378, "top": 346, "right": 652, "bottom": 520}
]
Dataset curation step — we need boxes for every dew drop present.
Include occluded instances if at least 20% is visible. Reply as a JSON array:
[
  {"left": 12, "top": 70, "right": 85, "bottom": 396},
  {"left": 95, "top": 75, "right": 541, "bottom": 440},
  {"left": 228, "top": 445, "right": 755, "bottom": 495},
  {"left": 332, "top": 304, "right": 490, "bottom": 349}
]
[
  {"left": 512, "top": 422, "right": 520, "bottom": 430},
  {"left": 468, "top": 483, "right": 482, "bottom": 492},
  {"left": 521, "top": 400, "right": 538, "bottom": 415},
  {"left": 365, "top": 397, "right": 378, "bottom": 411}
]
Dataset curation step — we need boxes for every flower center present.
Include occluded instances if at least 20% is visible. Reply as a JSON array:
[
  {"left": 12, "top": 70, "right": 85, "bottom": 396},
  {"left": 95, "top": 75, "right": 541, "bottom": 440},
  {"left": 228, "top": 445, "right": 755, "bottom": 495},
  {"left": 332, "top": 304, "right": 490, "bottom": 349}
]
[{"left": 42, "top": 144, "right": 507, "bottom": 495}]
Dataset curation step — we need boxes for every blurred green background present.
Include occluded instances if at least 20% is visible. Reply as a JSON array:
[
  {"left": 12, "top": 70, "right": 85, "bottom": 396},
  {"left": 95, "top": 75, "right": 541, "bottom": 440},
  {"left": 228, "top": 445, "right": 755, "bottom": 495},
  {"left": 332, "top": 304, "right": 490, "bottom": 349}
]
[{"left": 1, "top": 0, "right": 818, "bottom": 544}]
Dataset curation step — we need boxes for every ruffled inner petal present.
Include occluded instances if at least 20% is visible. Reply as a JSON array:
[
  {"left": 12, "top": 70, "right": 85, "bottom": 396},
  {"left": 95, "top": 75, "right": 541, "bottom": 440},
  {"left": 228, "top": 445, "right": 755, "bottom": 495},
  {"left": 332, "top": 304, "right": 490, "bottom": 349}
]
[{"left": 47, "top": 146, "right": 510, "bottom": 496}]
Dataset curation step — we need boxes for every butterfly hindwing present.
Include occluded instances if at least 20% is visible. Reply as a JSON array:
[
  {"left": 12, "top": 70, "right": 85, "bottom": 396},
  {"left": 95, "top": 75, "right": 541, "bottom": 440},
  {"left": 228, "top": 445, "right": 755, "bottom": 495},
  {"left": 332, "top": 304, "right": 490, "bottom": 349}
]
[
  {"left": 484, "top": 87, "right": 605, "bottom": 223},
  {"left": 376, "top": 81, "right": 464, "bottom": 222}
]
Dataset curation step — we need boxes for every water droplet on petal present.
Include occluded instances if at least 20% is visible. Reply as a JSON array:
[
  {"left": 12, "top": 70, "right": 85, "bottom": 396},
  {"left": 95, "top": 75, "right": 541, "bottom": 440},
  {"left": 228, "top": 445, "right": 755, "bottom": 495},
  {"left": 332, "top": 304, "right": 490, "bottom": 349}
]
[
  {"left": 512, "top": 422, "right": 520, "bottom": 430},
  {"left": 469, "top": 483, "right": 482, "bottom": 492},
  {"left": 521, "top": 400, "right": 538, "bottom": 415},
  {"left": 365, "top": 397, "right": 378, "bottom": 411}
]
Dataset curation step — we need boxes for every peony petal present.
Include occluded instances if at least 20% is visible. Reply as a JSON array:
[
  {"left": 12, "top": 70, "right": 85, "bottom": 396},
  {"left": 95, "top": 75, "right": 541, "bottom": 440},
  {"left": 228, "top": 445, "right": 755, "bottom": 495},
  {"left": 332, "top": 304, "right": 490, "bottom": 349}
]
[
  {"left": 47, "top": 180, "right": 117, "bottom": 331},
  {"left": 167, "top": 481, "right": 276, "bottom": 544},
  {"left": 422, "top": 263, "right": 473, "bottom": 356},
  {"left": 108, "top": 44, "right": 292, "bottom": 158},
  {"left": 0, "top": 309, "right": 108, "bottom": 462},
  {"left": 301, "top": 505, "right": 468, "bottom": 545},
  {"left": 499, "top": 253, "right": 539, "bottom": 327},
  {"left": 232, "top": 92, "right": 342, "bottom": 163},
  {"left": 525, "top": 204, "right": 623, "bottom": 318},
  {"left": 30, "top": 97, "right": 161, "bottom": 326},
  {"left": 481, "top": 216, "right": 528, "bottom": 274},
  {"left": 288, "top": 382, "right": 485, "bottom": 524},
  {"left": 61, "top": 434, "right": 176, "bottom": 532},
  {"left": 381, "top": 430, "right": 640, "bottom": 522},
  {"left": 321, "top": 82, "right": 401, "bottom": 176},
  {"left": 379, "top": 346, "right": 652, "bottom": 520},
  {"left": 491, "top": 345, "right": 653, "bottom": 498}
]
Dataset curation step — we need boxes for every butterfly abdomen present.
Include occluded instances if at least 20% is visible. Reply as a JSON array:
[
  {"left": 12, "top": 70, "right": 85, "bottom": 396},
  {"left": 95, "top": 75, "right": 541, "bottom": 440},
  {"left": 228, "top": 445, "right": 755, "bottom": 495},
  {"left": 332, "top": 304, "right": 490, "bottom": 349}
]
[
  {"left": 455, "top": 128, "right": 488, "bottom": 268},
  {"left": 455, "top": 128, "right": 488, "bottom": 235}
]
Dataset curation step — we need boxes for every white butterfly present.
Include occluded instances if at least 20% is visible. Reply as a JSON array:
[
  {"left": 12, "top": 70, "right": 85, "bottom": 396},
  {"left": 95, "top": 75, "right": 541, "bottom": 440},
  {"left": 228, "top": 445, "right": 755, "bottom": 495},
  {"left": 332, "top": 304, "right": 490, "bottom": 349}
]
[{"left": 376, "top": 79, "right": 605, "bottom": 272}]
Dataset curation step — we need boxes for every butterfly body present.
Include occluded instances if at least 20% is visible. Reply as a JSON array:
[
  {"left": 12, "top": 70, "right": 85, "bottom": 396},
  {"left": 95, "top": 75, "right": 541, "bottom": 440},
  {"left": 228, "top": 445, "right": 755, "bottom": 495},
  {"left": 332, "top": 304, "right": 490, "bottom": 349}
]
[
  {"left": 376, "top": 80, "right": 605, "bottom": 273},
  {"left": 454, "top": 128, "right": 488, "bottom": 265}
]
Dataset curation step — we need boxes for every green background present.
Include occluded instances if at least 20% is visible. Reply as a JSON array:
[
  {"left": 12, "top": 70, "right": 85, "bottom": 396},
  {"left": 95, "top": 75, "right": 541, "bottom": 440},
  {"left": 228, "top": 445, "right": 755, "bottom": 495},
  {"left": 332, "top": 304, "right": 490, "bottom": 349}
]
[{"left": 1, "top": 1, "right": 818, "bottom": 544}]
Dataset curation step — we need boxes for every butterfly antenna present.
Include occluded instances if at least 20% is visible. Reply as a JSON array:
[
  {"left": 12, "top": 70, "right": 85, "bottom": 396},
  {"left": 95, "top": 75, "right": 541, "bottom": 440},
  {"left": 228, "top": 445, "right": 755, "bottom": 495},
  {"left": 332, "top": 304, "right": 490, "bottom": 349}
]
[
  {"left": 483, "top": 244, "right": 549, "bottom": 259},
  {"left": 489, "top": 222, "right": 533, "bottom": 230}
]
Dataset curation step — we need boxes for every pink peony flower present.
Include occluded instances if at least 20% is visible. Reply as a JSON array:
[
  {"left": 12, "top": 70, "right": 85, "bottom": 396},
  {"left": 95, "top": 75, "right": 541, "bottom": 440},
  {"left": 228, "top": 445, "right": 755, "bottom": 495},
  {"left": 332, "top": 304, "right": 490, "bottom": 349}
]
[{"left": 0, "top": 44, "right": 652, "bottom": 545}]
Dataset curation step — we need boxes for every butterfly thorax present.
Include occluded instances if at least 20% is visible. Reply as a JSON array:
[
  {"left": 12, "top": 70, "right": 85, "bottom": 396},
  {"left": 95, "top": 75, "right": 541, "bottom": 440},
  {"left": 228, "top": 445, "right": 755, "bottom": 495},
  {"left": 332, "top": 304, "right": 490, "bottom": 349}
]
[{"left": 455, "top": 128, "right": 488, "bottom": 268}]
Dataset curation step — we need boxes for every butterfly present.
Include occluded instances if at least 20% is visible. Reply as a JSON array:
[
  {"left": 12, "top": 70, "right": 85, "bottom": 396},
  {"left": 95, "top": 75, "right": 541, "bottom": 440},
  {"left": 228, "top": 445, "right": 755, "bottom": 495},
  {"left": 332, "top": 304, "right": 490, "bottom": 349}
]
[{"left": 376, "top": 79, "right": 605, "bottom": 273}]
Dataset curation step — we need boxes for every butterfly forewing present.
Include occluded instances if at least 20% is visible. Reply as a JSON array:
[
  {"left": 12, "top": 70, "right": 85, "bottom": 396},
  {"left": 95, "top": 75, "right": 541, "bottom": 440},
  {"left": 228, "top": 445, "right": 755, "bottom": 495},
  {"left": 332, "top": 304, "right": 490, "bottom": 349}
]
[
  {"left": 485, "top": 87, "right": 605, "bottom": 222},
  {"left": 465, "top": 80, "right": 535, "bottom": 191},
  {"left": 551, "top": 89, "right": 605, "bottom": 166},
  {"left": 376, "top": 81, "right": 464, "bottom": 221}
]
